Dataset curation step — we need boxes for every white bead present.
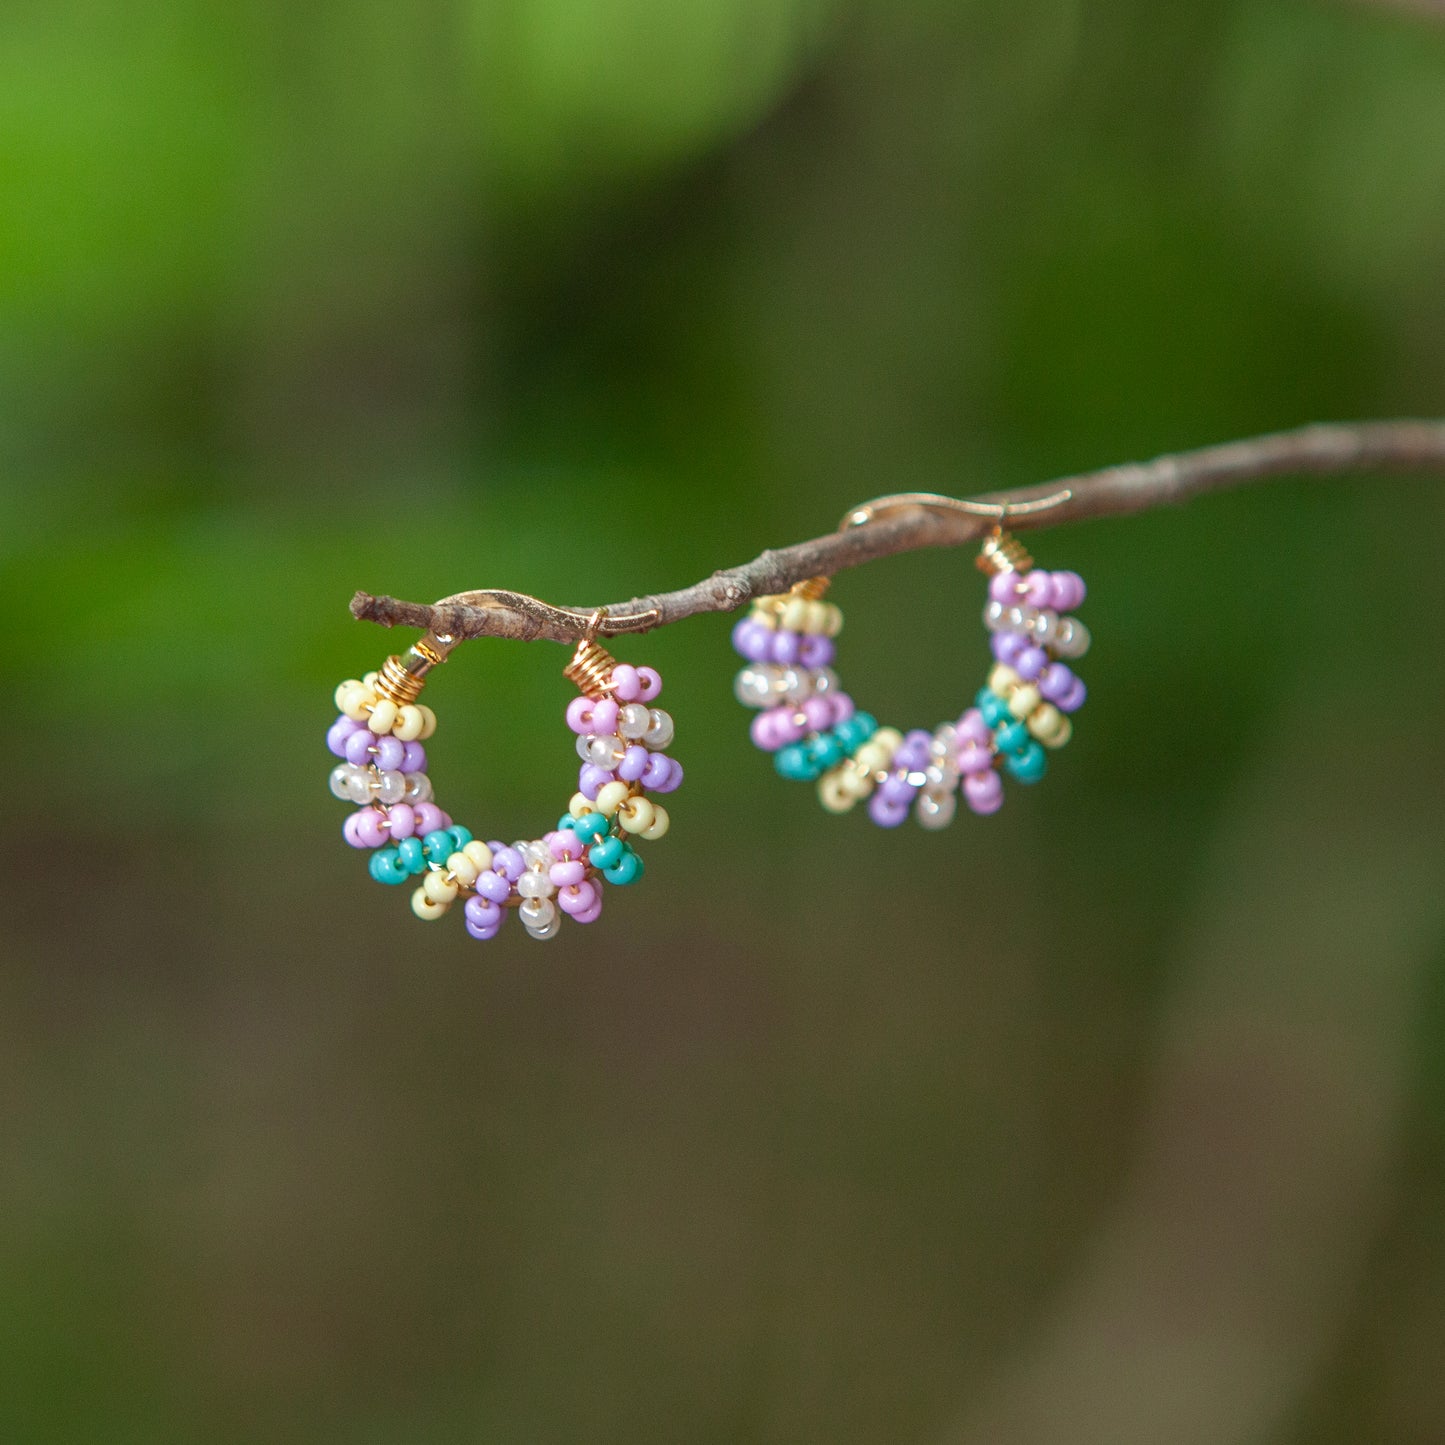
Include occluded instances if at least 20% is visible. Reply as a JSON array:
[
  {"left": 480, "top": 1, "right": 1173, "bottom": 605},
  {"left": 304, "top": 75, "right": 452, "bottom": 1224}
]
[
  {"left": 734, "top": 668, "right": 774, "bottom": 708},
  {"left": 1055, "top": 618, "right": 1091, "bottom": 658},
  {"left": 643, "top": 708, "right": 675, "bottom": 749},
  {"left": 983, "top": 601, "right": 1005, "bottom": 631},
  {"left": 329, "top": 765, "right": 356, "bottom": 800},
  {"left": 587, "top": 735, "right": 625, "bottom": 768},
  {"left": 404, "top": 772, "right": 433, "bottom": 802},
  {"left": 779, "top": 668, "right": 811, "bottom": 705},
  {"left": 576, "top": 733, "right": 594, "bottom": 762},
  {"left": 1032, "top": 610, "right": 1060, "bottom": 646},
  {"left": 812, "top": 667, "right": 839, "bottom": 697},
  {"left": 524, "top": 912, "right": 562, "bottom": 940},
  {"left": 375, "top": 770, "right": 407, "bottom": 804},
  {"left": 618, "top": 704, "right": 651, "bottom": 740},
  {"left": 517, "top": 840, "right": 552, "bottom": 871},
  {"left": 345, "top": 770, "right": 374, "bottom": 805},
  {"left": 916, "top": 786, "right": 957, "bottom": 830},
  {"left": 517, "top": 870, "right": 555, "bottom": 899},
  {"left": 520, "top": 896, "right": 558, "bottom": 927}
]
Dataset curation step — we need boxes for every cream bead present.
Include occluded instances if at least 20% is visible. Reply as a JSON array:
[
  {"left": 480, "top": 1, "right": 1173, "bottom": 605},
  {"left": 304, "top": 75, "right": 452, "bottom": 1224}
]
[
  {"left": 411, "top": 887, "right": 449, "bottom": 920},
  {"left": 989, "top": 663, "right": 1021, "bottom": 696},
  {"left": 340, "top": 685, "right": 377, "bottom": 722},
  {"left": 780, "top": 596, "right": 809, "bottom": 632},
  {"left": 367, "top": 698, "right": 399, "bottom": 735},
  {"left": 751, "top": 605, "right": 779, "bottom": 630},
  {"left": 821, "top": 603, "right": 843, "bottom": 636},
  {"left": 392, "top": 704, "right": 425, "bottom": 741},
  {"left": 417, "top": 705, "right": 437, "bottom": 739},
  {"left": 1037, "top": 711, "right": 1072, "bottom": 748},
  {"left": 422, "top": 870, "right": 459, "bottom": 904},
  {"left": 446, "top": 851, "right": 479, "bottom": 888},
  {"left": 840, "top": 764, "right": 874, "bottom": 798},
  {"left": 640, "top": 803, "right": 670, "bottom": 841},
  {"left": 594, "top": 781, "right": 631, "bottom": 816},
  {"left": 462, "top": 840, "right": 494, "bottom": 873},
  {"left": 362, "top": 671, "right": 380, "bottom": 689},
  {"left": 569, "top": 791, "right": 595, "bottom": 818},
  {"left": 616, "top": 796, "right": 656, "bottom": 834},
  {"left": 1007, "top": 684, "right": 1041, "bottom": 720},
  {"left": 818, "top": 771, "right": 855, "bottom": 813},
  {"left": 334, "top": 679, "right": 363, "bottom": 712},
  {"left": 797, "top": 600, "right": 821, "bottom": 634}
]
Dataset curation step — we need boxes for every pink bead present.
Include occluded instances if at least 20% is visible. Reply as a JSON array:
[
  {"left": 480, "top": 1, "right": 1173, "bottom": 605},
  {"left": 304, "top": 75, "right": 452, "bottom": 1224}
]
[
  {"left": 549, "top": 828, "right": 583, "bottom": 861},
  {"left": 750, "top": 711, "right": 781, "bottom": 751},
  {"left": 590, "top": 698, "right": 619, "bottom": 735},
  {"left": 386, "top": 802, "right": 416, "bottom": 839},
  {"left": 353, "top": 809, "right": 388, "bottom": 848},
  {"left": 963, "top": 770, "right": 1004, "bottom": 814},
  {"left": 413, "top": 802, "right": 445, "bottom": 835},
  {"left": 565, "top": 696, "right": 594, "bottom": 734},
  {"left": 572, "top": 902, "right": 603, "bottom": 924},
  {"left": 550, "top": 859, "right": 585, "bottom": 888},
  {"left": 957, "top": 741, "right": 994, "bottom": 776},
  {"left": 989, "top": 571, "right": 1020, "bottom": 605},
  {"left": 342, "top": 813, "right": 369, "bottom": 848},
  {"left": 957, "top": 708, "right": 992, "bottom": 747},
  {"left": 557, "top": 879, "right": 599, "bottom": 915},
  {"left": 1051, "top": 570, "right": 1086, "bottom": 610},
  {"left": 437, "top": 811, "right": 453, "bottom": 829},
  {"left": 801, "top": 696, "right": 833, "bottom": 732},
  {"left": 829, "top": 692, "right": 855, "bottom": 724},
  {"left": 610, "top": 664, "right": 642, "bottom": 702},
  {"left": 635, "top": 666, "right": 662, "bottom": 701},
  {"left": 1022, "top": 570, "right": 1052, "bottom": 606}
]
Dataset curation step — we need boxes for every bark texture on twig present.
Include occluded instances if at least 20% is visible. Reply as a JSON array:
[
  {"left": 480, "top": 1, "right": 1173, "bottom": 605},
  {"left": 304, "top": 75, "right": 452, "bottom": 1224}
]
[{"left": 351, "top": 420, "right": 1445, "bottom": 646}]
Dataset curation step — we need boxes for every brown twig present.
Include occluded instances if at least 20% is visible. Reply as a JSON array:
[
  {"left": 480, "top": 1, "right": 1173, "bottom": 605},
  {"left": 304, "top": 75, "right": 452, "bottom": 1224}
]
[{"left": 351, "top": 419, "right": 1445, "bottom": 646}]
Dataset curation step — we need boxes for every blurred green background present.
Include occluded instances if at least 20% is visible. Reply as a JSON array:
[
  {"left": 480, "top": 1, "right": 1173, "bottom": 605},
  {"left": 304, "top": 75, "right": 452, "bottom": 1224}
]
[{"left": 5, "top": 0, "right": 1445, "bottom": 1440}]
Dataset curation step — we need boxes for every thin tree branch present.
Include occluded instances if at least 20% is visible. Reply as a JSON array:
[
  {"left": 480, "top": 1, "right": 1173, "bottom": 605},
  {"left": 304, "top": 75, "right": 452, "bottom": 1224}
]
[{"left": 351, "top": 419, "right": 1445, "bottom": 646}]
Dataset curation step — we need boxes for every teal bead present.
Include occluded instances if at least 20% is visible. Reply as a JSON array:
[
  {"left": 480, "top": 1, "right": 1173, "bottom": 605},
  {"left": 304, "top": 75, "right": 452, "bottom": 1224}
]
[
  {"left": 775, "top": 744, "right": 814, "bottom": 781},
  {"left": 851, "top": 711, "right": 878, "bottom": 740},
  {"left": 603, "top": 849, "right": 643, "bottom": 885},
  {"left": 557, "top": 813, "right": 576, "bottom": 833},
  {"left": 396, "top": 837, "right": 426, "bottom": 874},
  {"left": 448, "top": 824, "right": 473, "bottom": 850},
  {"left": 978, "top": 689, "right": 1010, "bottom": 728},
  {"left": 995, "top": 720, "right": 1030, "bottom": 754},
  {"left": 1005, "top": 741, "right": 1047, "bottom": 783},
  {"left": 589, "top": 835, "right": 624, "bottom": 870},
  {"left": 809, "top": 734, "right": 844, "bottom": 770},
  {"left": 422, "top": 829, "right": 453, "bottom": 862},
  {"left": 572, "top": 812, "right": 609, "bottom": 842},
  {"left": 369, "top": 848, "right": 407, "bottom": 885}
]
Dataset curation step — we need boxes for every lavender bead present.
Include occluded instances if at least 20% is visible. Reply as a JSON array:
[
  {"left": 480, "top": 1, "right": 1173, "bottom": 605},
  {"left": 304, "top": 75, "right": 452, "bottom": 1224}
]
[
  {"left": 894, "top": 730, "right": 933, "bottom": 773},
  {"left": 400, "top": 740, "right": 426, "bottom": 773},
  {"left": 732, "top": 618, "right": 773, "bottom": 662},
  {"left": 1059, "top": 676, "right": 1087, "bottom": 713},
  {"left": 344, "top": 730, "right": 376, "bottom": 766},
  {"left": 879, "top": 772, "right": 918, "bottom": 806},
  {"left": 641, "top": 753, "right": 672, "bottom": 789},
  {"left": 373, "top": 735, "right": 405, "bottom": 771},
  {"left": 465, "top": 895, "right": 504, "bottom": 931},
  {"left": 869, "top": 792, "right": 910, "bottom": 827},
  {"left": 617, "top": 745, "right": 649, "bottom": 782},
  {"left": 652, "top": 757, "right": 682, "bottom": 793},
  {"left": 770, "top": 630, "right": 801, "bottom": 666},
  {"left": 992, "top": 630, "right": 1028, "bottom": 666},
  {"left": 578, "top": 764, "right": 615, "bottom": 800},
  {"left": 1039, "top": 662, "right": 1075, "bottom": 703},
  {"left": 328, "top": 714, "right": 363, "bottom": 756},
  {"left": 797, "top": 634, "right": 835, "bottom": 668},
  {"left": 488, "top": 843, "right": 525, "bottom": 881},
  {"left": 1014, "top": 645, "right": 1048, "bottom": 681}
]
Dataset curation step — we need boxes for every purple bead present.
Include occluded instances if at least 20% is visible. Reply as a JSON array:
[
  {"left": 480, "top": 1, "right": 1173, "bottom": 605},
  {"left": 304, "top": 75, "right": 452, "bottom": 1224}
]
[
  {"left": 413, "top": 802, "right": 445, "bottom": 835},
  {"left": 879, "top": 772, "right": 917, "bottom": 806},
  {"left": 1014, "top": 646, "right": 1048, "bottom": 681},
  {"left": 992, "top": 631, "right": 1026, "bottom": 665},
  {"left": 641, "top": 753, "right": 672, "bottom": 789},
  {"left": 869, "top": 792, "right": 910, "bottom": 827},
  {"left": 617, "top": 745, "right": 649, "bottom": 782},
  {"left": 732, "top": 618, "right": 772, "bottom": 663},
  {"left": 327, "top": 715, "right": 363, "bottom": 757},
  {"left": 770, "top": 630, "right": 801, "bottom": 666},
  {"left": 487, "top": 843, "right": 525, "bottom": 882},
  {"left": 578, "top": 764, "right": 614, "bottom": 800},
  {"left": 989, "top": 571, "right": 1020, "bottom": 605},
  {"left": 465, "top": 895, "right": 504, "bottom": 931},
  {"left": 476, "top": 869, "right": 513, "bottom": 904},
  {"left": 894, "top": 730, "right": 932, "bottom": 772},
  {"left": 1049, "top": 571, "right": 1086, "bottom": 611},
  {"left": 957, "top": 708, "right": 992, "bottom": 747},
  {"left": 1059, "top": 676, "right": 1087, "bottom": 713},
  {"left": 800, "top": 696, "right": 832, "bottom": 732},
  {"left": 400, "top": 741, "right": 426, "bottom": 773},
  {"left": 652, "top": 757, "right": 682, "bottom": 793},
  {"left": 344, "top": 730, "right": 376, "bottom": 766},
  {"left": 1039, "top": 662, "right": 1075, "bottom": 703},
  {"left": 342, "top": 813, "right": 369, "bottom": 848},
  {"left": 797, "top": 634, "right": 835, "bottom": 667},
  {"left": 373, "top": 735, "right": 405, "bottom": 771}
]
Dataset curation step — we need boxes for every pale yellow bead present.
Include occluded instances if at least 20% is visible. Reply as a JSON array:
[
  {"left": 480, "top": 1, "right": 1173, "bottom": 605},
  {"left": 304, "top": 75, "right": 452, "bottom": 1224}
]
[
  {"left": 334, "top": 679, "right": 363, "bottom": 711},
  {"left": 446, "top": 851, "right": 479, "bottom": 888},
  {"left": 594, "top": 781, "right": 631, "bottom": 816},
  {"left": 751, "top": 604, "right": 779, "bottom": 630},
  {"left": 1008, "top": 684, "right": 1041, "bottom": 720},
  {"left": 422, "top": 869, "right": 459, "bottom": 904},
  {"left": 417, "top": 704, "right": 437, "bottom": 739},
  {"left": 392, "top": 704, "right": 425, "bottom": 741},
  {"left": 822, "top": 602, "right": 843, "bottom": 636},
  {"left": 872, "top": 727, "right": 902, "bottom": 756},
  {"left": 818, "top": 771, "right": 855, "bottom": 813},
  {"left": 367, "top": 699, "right": 399, "bottom": 735},
  {"left": 363, "top": 671, "right": 380, "bottom": 689},
  {"left": 840, "top": 764, "right": 874, "bottom": 799},
  {"left": 989, "top": 664, "right": 1021, "bottom": 696},
  {"left": 411, "top": 887, "right": 449, "bottom": 920},
  {"left": 462, "top": 840, "right": 494, "bottom": 873},
  {"left": 640, "top": 802, "right": 670, "bottom": 841},
  {"left": 780, "top": 596, "right": 809, "bottom": 632},
  {"left": 339, "top": 684, "right": 377, "bottom": 722},
  {"left": 616, "top": 796, "right": 656, "bottom": 834},
  {"left": 802, "top": 600, "right": 828, "bottom": 635},
  {"left": 1032, "top": 709, "right": 1072, "bottom": 748},
  {"left": 569, "top": 792, "right": 595, "bottom": 818}
]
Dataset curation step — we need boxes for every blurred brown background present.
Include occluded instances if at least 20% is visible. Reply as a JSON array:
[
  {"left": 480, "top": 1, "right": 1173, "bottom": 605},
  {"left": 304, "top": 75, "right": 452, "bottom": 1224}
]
[{"left": 4, "top": 1, "right": 1445, "bottom": 1441}]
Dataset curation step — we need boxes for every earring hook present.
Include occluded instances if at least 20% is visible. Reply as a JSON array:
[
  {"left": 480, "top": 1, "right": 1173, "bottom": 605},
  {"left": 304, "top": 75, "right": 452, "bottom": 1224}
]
[{"left": 840, "top": 487, "right": 1073, "bottom": 532}]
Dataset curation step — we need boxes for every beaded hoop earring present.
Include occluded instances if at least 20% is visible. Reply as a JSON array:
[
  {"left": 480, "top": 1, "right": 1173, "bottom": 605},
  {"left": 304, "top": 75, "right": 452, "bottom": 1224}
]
[
  {"left": 328, "top": 602, "right": 681, "bottom": 941},
  {"left": 732, "top": 506, "right": 1089, "bottom": 825}
]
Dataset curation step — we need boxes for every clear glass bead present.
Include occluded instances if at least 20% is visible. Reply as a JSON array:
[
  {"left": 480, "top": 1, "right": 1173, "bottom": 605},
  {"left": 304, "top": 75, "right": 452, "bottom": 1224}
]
[
  {"left": 523, "top": 910, "right": 562, "bottom": 940},
  {"left": 576, "top": 733, "right": 594, "bottom": 761},
  {"left": 983, "top": 600, "right": 1005, "bottom": 631},
  {"left": 517, "top": 840, "right": 552, "bottom": 871},
  {"left": 1032, "top": 609, "right": 1060, "bottom": 646},
  {"left": 812, "top": 667, "right": 839, "bottom": 697},
  {"left": 587, "top": 734, "right": 625, "bottom": 768},
  {"left": 618, "top": 704, "right": 651, "bottom": 740},
  {"left": 779, "top": 667, "right": 811, "bottom": 704},
  {"left": 517, "top": 869, "right": 555, "bottom": 899},
  {"left": 329, "top": 765, "right": 356, "bottom": 800},
  {"left": 520, "top": 896, "right": 558, "bottom": 929},
  {"left": 734, "top": 668, "right": 773, "bottom": 708},
  {"left": 644, "top": 708, "right": 675, "bottom": 750},
  {"left": 405, "top": 772, "right": 433, "bottom": 802},
  {"left": 345, "top": 770, "right": 374, "bottom": 805},
  {"left": 375, "top": 770, "right": 407, "bottom": 804},
  {"left": 916, "top": 786, "right": 957, "bottom": 830},
  {"left": 1055, "top": 618, "right": 1090, "bottom": 658}
]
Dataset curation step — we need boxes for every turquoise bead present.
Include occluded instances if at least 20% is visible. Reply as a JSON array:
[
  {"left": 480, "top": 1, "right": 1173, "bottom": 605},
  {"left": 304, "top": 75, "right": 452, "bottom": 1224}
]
[
  {"left": 851, "top": 711, "right": 878, "bottom": 740},
  {"left": 995, "top": 720, "right": 1030, "bottom": 754},
  {"left": 977, "top": 689, "right": 1010, "bottom": 728},
  {"left": 604, "top": 849, "right": 643, "bottom": 885},
  {"left": 557, "top": 813, "right": 576, "bottom": 833},
  {"left": 369, "top": 848, "right": 407, "bottom": 885},
  {"left": 809, "top": 734, "right": 844, "bottom": 770},
  {"left": 775, "top": 744, "right": 814, "bottom": 781},
  {"left": 572, "top": 812, "right": 609, "bottom": 842},
  {"left": 589, "top": 835, "right": 624, "bottom": 870},
  {"left": 396, "top": 837, "right": 426, "bottom": 874},
  {"left": 448, "top": 824, "right": 473, "bottom": 850},
  {"left": 1005, "top": 741, "right": 1048, "bottom": 783},
  {"left": 422, "top": 829, "right": 453, "bottom": 862}
]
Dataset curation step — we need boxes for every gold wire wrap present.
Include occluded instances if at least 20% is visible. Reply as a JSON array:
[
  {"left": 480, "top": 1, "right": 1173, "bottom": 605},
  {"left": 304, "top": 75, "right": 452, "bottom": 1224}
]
[
  {"left": 975, "top": 529, "right": 1034, "bottom": 576},
  {"left": 789, "top": 576, "right": 831, "bottom": 601},
  {"left": 375, "top": 650, "right": 430, "bottom": 706},
  {"left": 564, "top": 639, "right": 620, "bottom": 698}
]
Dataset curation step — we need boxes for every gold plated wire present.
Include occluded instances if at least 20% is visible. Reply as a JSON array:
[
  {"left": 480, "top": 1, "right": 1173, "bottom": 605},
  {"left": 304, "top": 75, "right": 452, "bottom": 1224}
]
[{"left": 839, "top": 486, "right": 1073, "bottom": 533}]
